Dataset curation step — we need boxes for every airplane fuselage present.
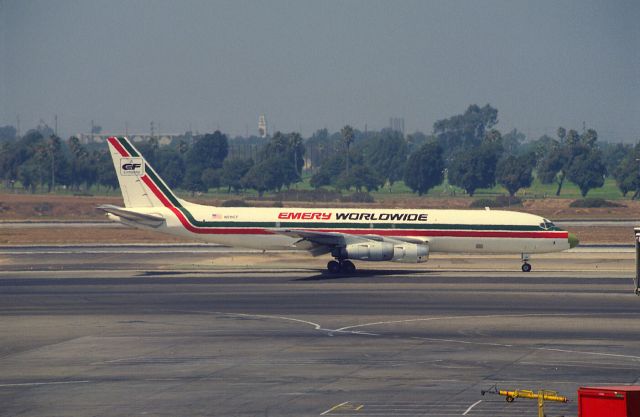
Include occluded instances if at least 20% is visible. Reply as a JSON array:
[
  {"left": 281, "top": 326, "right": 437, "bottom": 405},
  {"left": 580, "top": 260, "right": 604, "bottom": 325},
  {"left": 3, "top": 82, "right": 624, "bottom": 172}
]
[
  {"left": 103, "top": 136, "right": 576, "bottom": 273},
  {"left": 124, "top": 202, "right": 570, "bottom": 254}
]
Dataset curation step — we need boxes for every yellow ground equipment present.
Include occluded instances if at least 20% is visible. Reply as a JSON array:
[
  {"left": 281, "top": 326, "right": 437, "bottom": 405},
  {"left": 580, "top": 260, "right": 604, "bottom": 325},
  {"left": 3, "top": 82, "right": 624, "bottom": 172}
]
[{"left": 481, "top": 385, "right": 569, "bottom": 417}]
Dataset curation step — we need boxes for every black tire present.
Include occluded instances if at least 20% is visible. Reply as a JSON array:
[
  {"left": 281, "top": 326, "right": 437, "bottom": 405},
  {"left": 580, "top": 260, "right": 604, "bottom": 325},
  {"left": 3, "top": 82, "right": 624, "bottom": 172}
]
[
  {"left": 522, "top": 262, "right": 532, "bottom": 272},
  {"left": 327, "top": 260, "right": 341, "bottom": 274},
  {"left": 342, "top": 260, "right": 356, "bottom": 274}
]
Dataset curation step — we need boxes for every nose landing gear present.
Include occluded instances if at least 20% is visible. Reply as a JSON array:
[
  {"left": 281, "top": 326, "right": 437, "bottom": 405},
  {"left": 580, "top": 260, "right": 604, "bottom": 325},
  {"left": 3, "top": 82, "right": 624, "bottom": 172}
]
[{"left": 327, "top": 259, "right": 356, "bottom": 274}]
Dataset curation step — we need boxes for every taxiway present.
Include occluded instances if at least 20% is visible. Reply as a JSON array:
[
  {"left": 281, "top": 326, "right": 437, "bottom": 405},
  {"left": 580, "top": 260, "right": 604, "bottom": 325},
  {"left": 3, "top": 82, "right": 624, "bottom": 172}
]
[{"left": 0, "top": 248, "right": 639, "bottom": 416}]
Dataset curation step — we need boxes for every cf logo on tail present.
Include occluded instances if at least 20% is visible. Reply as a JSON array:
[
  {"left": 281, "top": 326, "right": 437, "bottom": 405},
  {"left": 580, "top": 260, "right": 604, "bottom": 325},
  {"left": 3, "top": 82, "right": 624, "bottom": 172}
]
[
  {"left": 120, "top": 158, "right": 144, "bottom": 176},
  {"left": 122, "top": 163, "right": 141, "bottom": 171}
]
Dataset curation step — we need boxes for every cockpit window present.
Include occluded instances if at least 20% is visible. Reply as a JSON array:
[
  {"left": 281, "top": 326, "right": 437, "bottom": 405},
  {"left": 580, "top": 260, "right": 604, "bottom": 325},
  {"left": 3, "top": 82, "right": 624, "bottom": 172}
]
[{"left": 540, "top": 219, "right": 555, "bottom": 230}]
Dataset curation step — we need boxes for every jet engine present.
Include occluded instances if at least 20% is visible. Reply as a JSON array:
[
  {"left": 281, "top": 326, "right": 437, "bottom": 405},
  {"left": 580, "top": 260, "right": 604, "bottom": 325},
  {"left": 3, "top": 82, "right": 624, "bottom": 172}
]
[
  {"left": 335, "top": 242, "right": 429, "bottom": 263},
  {"left": 391, "top": 242, "right": 429, "bottom": 263},
  {"left": 338, "top": 242, "right": 394, "bottom": 261}
]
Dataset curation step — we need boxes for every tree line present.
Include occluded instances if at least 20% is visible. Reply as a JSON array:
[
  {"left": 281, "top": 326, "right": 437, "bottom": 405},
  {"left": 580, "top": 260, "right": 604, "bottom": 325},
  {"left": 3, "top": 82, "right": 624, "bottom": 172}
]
[{"left": 0, "top": 105, "right": 637, "bottom": 198}]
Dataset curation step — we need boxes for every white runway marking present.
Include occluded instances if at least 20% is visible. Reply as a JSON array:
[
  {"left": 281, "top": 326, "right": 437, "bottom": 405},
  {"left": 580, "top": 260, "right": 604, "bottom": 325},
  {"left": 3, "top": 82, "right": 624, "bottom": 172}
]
[
  {"left": 536, "top": 347, "right": 640, "bottom": 360},
  {"left": 213, "top": 312, "right": 326, "bottom": 331},
  {"left": 320, "top": 401, "right": 349, "bottom": 415},
  {"left": 335, "top": 313, "right": 598, "bottom": 332},
  {"left": 95, "top": 356, "right": 147, "bottom": 364},
  {"left": 187, "top": 310, "right": 640, "bottom": 362},
  {"left": 177, "top": 310, "right": 331, "bottom": 332},
  {"left": 411, "top": 336, "right": 512, "bottom": 347},
  {"left": 345, "top": 314, "right": 640, "bottom": 361},
  {"left": 0, "top": 380, "right": 89, "bottom": 387},
  {"left": 462, "top": 400, "right": 482, "bottom": 415},
  {"left": 194, "top": 311, "right": 382, "bottom": 336}
]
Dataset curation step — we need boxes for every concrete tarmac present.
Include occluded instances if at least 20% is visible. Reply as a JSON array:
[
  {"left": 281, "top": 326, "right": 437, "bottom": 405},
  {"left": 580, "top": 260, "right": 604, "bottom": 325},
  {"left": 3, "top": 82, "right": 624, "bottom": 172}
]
[{"left": 1, "top": 248, "right": 639, "bottom": 417}]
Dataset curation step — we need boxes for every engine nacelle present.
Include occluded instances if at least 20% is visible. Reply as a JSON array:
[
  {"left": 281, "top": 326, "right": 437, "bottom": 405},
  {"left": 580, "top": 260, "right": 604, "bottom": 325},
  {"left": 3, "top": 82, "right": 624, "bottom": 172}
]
[
  {"left": 335, "top": 242, "right": 429, "bottom": 263},
  {"left": 391, "top": 243, "right": 429, "bottom": 263},
  {"left": 337, "top": 242, "right": 395, "bottom": 261}
]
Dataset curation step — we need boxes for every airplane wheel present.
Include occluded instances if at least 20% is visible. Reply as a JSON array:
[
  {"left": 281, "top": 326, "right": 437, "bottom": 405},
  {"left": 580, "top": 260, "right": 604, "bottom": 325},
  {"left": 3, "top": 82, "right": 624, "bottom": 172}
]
[
  {"left": 522, "top": 262, "right": 532, "bottom": 272},
  {"left": 342, "top": 260, "right": 356, "bottom": 274},
  {"left": 327, "top": 260, "right": 341, "bottom": 274}
]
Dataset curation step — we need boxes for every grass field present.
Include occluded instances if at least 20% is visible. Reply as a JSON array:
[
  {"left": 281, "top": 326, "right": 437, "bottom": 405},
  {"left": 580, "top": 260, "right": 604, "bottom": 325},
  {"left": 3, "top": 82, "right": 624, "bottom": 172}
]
[
  {"left": 254, "top": 165, "right": 626, "bottom": 199},
  {"left": 0, "top": 175, "right": 627, "bottom": 202},
  {"left": 366, "top": 177, "right": 624, "bottom": 200}
]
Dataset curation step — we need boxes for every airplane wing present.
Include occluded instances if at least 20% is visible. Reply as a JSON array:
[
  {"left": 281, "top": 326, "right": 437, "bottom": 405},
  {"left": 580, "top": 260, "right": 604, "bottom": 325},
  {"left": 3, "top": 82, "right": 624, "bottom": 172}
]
[
  {"left": 97, "top": 204, "right": 166, "bottom": 228},
  {"left": 268, "top": 229, "right": 358, "bottom": 256},
  {"left": 269, "top": 228, "right": 427, "bottom": 256}
]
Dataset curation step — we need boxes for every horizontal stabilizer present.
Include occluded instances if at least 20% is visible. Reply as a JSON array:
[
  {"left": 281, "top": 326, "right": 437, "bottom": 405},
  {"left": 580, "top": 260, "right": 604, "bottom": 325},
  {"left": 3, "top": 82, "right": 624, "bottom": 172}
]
[{"left": 98, "top": 204, "right": 165, "bottom": 228}]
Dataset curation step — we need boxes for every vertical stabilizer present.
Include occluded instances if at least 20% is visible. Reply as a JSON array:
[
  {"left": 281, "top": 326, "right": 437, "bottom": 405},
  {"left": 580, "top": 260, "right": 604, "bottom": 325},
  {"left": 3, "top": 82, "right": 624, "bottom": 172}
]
[{"left": 106, "top": 136, "right": 179, "bottom": 208}]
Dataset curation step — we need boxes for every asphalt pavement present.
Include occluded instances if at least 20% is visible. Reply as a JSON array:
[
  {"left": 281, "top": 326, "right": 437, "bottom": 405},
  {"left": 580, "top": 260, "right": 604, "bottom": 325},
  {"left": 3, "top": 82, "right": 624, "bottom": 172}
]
[{"left": 1, "top": 250, "right": 639, "bottom": 416}]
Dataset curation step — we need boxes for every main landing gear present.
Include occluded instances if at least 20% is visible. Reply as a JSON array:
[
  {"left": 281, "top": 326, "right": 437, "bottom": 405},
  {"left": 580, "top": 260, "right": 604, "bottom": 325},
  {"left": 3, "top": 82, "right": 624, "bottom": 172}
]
[
  {"left": 327, "top": 259, "right": 356, "bottom": 274},
  {"left": 521, "top": 253, "right": 532, "bottom": 272}
]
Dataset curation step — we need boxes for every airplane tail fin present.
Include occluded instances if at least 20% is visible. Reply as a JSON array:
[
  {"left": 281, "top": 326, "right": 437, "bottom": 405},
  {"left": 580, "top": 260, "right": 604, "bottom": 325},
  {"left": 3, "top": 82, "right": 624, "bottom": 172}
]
[{"left": 106, "top": 136, "right": 182, "bottom": 209}]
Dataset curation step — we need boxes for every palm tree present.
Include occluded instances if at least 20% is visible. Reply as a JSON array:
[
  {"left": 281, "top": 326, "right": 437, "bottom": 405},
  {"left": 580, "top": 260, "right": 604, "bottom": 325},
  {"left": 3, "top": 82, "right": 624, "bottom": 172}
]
[
  {"left": 341, "top": 125, "right": 354, "bottom": 176},
  {"left": 288, "top": 132, "right": 304, "bottom": 176}
]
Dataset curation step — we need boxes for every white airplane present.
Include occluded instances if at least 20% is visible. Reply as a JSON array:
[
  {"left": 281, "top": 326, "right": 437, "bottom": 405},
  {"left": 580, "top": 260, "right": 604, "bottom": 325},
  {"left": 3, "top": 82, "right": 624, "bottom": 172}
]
[{"left": 100, "top": 136, "right": 578, "bottom": 274}]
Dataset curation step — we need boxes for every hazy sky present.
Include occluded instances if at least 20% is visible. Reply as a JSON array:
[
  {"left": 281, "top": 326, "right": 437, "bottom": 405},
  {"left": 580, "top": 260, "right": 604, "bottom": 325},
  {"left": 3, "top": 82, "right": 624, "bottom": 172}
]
[{"left": 1, "top": 0, "right": 639, "bottom": 141}]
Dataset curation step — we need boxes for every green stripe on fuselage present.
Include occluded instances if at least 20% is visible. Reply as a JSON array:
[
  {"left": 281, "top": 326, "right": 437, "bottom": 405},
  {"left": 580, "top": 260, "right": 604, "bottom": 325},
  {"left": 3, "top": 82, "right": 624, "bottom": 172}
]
[
  {"left": 163, "top": 215, "right": 556, "bottom": 231},
  {"left": 138, "top": 144, "right": 559, "bottom": 233}
]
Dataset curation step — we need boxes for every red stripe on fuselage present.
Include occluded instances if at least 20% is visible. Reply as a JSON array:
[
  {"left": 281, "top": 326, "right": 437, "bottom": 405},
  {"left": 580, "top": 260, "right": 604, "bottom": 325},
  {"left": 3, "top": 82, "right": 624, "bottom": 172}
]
[
  {"left": 141, "top": 174, "right": 269, "bottom": 234},
  {"left": 141, "top": 173, "right": 567, "bottom": 239},
  {"left": 108, "top": 137, "right": 130, "bottom": 157},
  {"left": 311, "top": 229, "right": 568, "bottom": 239}
]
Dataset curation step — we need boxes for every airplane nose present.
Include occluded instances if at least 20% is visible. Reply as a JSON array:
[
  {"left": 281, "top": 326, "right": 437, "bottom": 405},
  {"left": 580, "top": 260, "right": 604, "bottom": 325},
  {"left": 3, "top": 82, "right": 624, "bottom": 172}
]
[{"left": 568, "top": 233, "right": 579, "bottom": 248}]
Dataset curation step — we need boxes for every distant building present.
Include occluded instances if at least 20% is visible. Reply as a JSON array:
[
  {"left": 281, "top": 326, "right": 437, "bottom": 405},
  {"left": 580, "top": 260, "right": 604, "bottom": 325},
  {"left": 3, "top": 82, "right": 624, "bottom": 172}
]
[
  {"left": 258, "top": 115, "right": 268, "bottom": 138},
  {"left": 78, "top": 133, "right": 178, "bottom": 146},
  {"left": 389, "top": 117, "right": 405, "bottom": 135}
]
